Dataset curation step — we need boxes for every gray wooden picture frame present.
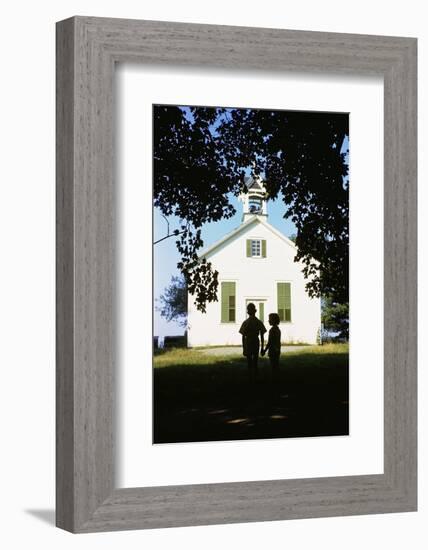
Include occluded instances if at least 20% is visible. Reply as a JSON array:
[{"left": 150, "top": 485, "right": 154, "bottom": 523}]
[{"left": 56, "top": 16, "right": 417, "bottom": 533}]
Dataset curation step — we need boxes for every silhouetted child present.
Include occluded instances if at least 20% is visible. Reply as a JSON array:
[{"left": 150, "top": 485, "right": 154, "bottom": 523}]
[
  {"left": 239, "top": 303, "right": 267, "bottom": 382},
  {"left": 261, "top": 313, "right": 281, "bottom": 381}
]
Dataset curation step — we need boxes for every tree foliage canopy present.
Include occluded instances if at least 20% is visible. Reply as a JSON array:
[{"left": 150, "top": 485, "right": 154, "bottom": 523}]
[
  {"left": 157, "top": 275, "right": 187, "bottom": 327},
  {"left": 154, "top": 105, "right": 349, "bottom": 312},
  {"left": 321, "top": 296, "right": 349, "bottom": 339}
]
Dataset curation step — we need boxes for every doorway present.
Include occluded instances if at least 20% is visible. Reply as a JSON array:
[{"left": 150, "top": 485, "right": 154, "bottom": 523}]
[{"left": 245, "top": 299, "right": 266, "bottom": 323}]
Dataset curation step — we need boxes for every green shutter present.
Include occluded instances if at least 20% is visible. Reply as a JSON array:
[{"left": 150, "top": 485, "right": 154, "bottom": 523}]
[
  {"left": 229, "top": 295, "right": 235, "bottom": 322},
  {"left": 262, "top": 239, "right": 267, "bottom": 258},
  {"left": 246, "top": 239, "right": 251, "bottom": 257},
  {"left": 259, "top": 302, "right": 264, "bottom": 323},
  {"left": 277, "top": 282, "right": 291, "bottom": 322},
  {"left": 221, "top": 282, "right": 236, "bottom": 322}
]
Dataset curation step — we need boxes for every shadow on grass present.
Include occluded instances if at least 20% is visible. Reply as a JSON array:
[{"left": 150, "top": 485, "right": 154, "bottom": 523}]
[{"left": 153, "top": 350, "right": 349, "bottom": 444}]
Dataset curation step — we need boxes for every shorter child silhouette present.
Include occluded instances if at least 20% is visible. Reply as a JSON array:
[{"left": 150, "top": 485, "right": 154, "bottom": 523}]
[{"left": 261, "top": 313, "right": 281, "bottom": 381}]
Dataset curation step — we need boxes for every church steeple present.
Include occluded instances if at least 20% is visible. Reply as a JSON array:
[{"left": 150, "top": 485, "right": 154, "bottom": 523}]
[{"left": 239, "top": 176, "right": 268, "bottom": 222}]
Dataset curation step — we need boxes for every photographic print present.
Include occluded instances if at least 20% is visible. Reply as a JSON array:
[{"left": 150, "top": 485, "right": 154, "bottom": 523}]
[{"left": 153, "top": 104, "right": 349, "bottom": 444}]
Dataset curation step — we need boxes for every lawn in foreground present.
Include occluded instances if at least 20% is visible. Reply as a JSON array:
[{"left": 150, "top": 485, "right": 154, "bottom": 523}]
[{"left": 153, "top": 343, "right": 349, "bottom": 444}]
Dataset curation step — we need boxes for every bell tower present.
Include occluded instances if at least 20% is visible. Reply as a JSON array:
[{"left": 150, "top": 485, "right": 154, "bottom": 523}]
[{"left": 239, "top": 176, "right": 268, "bottom": 222}]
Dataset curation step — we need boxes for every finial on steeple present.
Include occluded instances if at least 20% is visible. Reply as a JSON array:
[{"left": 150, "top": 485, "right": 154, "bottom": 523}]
[{"left": 239, "top": 176, "right": 268, "bottom": 222}]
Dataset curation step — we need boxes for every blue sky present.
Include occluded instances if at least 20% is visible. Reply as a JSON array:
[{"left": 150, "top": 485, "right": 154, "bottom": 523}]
[{"left": 153, "top": 193, "right": 297, "bottom": 337}]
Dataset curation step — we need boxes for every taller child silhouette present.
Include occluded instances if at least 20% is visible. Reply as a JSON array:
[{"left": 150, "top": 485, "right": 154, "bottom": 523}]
[{"left": 239, "top": 303, "right": 267, "bottom": 382}]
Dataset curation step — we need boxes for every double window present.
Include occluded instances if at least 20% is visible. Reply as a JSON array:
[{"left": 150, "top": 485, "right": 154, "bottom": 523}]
[
  {"left": 221, "top": 281, "right": 236, "bottom": 323},
  {"left": 246, "top": 239, "right": 267, "bottom": 258},
  {"left": 277, "top": 282, "right": 292, "bottom": 322}
]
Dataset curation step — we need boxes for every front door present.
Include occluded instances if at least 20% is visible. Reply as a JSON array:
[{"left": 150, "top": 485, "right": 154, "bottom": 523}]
[{"left": 245, "top": 299, "right": 265, "bottom": 323}]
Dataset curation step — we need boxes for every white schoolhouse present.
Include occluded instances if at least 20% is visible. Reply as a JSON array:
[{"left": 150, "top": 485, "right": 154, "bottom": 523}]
[{"left": 187, "top": 178, "right": 321, "bottom": 346}]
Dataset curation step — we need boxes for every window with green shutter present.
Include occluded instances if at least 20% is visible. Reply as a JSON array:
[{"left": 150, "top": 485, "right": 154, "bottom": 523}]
[
  {"left": 221, "top": 282, "right": 236, "bottom": 323},
  {"left": 246, "top": 239, "right": 267, "bottom": 258},
  {"left": 277, "top": 282, "right": 291, "bottom": 322}
]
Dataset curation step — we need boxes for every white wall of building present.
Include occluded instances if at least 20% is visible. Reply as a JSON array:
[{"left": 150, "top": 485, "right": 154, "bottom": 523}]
[{"left": 188, "top": 218, "right": 321, "bottom": 346}]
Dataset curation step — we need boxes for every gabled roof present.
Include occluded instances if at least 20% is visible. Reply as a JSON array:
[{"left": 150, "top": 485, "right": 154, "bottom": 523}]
[{"left": 199, "top": 216, "right": 297, "bottom": 259}]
